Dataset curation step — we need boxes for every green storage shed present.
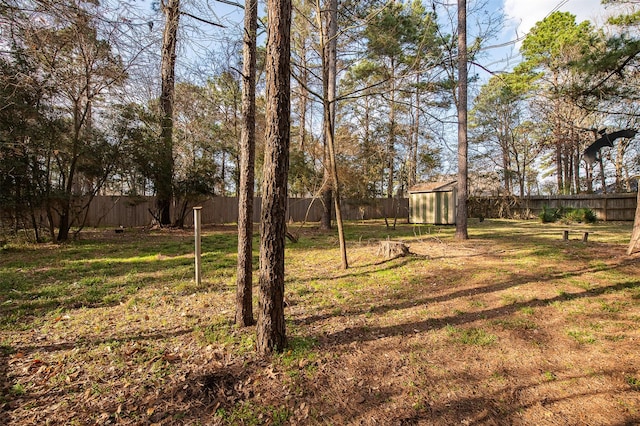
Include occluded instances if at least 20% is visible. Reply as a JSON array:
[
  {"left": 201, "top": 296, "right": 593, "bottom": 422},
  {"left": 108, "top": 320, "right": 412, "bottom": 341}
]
[{"left": 408, "top": 181, "right": 457, "bottom": 225}]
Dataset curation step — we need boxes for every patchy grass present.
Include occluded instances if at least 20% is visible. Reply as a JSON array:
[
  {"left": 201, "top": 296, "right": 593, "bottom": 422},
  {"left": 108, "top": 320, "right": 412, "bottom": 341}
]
[{"left": 0, "top": 220, "right": 639, "bottom": 425}]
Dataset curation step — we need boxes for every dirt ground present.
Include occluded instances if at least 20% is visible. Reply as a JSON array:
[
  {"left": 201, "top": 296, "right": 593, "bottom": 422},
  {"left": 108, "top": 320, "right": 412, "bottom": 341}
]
[{"left": 1, "top": 221, "right": 639, "bottom": 425}]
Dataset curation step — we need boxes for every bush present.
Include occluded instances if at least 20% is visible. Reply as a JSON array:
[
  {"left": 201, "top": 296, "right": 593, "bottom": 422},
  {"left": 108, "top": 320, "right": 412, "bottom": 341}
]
[
  {"left": 582, "top": 208, "right": 597, "bottom": 223},
  {"left": 562, "top": 207, "right": 597, "bottom": 224},
  {"left": 539, "top": 205, "right": 561, "bottom": 223},
  {"left": 539, "top": 206, "right": 597, "bottom": 224}
]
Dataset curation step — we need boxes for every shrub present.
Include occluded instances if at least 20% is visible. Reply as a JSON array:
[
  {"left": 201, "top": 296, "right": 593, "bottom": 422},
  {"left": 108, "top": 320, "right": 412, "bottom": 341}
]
[
  {"left": 582, "top": 208, "right": 597, "bottom": 223},
  {"left": 539, "top": 206, "right": 597, "bottom": 224},
  {"left": 539, "top": 205, "right": 561, "bottom": 223},
  {"left": 562, "top": 207, "right": 597, "bottom": 224}
]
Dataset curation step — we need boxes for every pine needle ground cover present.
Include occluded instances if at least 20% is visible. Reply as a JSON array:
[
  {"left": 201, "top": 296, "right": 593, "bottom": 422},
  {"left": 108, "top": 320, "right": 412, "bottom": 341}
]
[{"left": 1, "top": 220, "right": 639, "bottom": 425}]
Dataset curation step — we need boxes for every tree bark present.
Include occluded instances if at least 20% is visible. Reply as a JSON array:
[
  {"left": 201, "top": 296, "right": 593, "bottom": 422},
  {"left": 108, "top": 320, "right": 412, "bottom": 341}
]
[
  {"left": 455, "top": 0, "right": 468, "bottom": 240},
  {"left": 320, "top": 184, "right": 332, "bottom": 230},
  {"left": 235, "top": 0, "right": 258, "bottom": 327},
  {"left": 158, "top": 0, "right": 180, "bottom": 226},
  {"left": 386, "top": 59, "right": 396, "bottom": 198},
  {"left": 322, "top": 0, "right": 347, "bottom": 269},
  {"left": 257, "top": 0, "right": 291, "bottom": 355}
]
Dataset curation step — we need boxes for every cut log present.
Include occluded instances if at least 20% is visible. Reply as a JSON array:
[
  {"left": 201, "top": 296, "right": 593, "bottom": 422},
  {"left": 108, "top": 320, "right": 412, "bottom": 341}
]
[{"left": 377, "top": 240, "right": 410, "bottom": 258}]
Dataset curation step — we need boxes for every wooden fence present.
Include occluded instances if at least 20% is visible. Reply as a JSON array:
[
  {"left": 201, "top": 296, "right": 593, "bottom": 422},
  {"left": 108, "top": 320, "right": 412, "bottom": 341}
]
[
  {"left": 468, "top": 193, "right": 638, "bottom": 221},
  {"left": 30, "top": 192, "right": 636, "bottom": 229},
  {"left": 84, "top": 196, "right": 410, "bottom": 227}
]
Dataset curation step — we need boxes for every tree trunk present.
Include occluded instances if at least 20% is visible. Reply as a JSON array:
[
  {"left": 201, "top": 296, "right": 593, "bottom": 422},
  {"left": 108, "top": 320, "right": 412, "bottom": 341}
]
[
  {"left": 455, "top": 0, "right": 468, "bottom": 240},
  {"left": 502, "top": 147, "right": 511, "bottom": 195},
  {"left": 298, "top": 45, "right": 309, "bottom": 150},
  {"left": 573, "top": 145, "right": 581, "bottom": 194},
  {"left": 409, "top": 72, "right": 420, "bottom": 189},
  {"left": 386, "top": 59, "right": 396, "bottom": 198},
  {"left": 57, "top": 97, "right": 84, "bottom": 242},
  {"left": 320, "top": 153, "right": 332, "bottom": 230},
  {"left": 322, "top": 0, "right": 347, "bottom": 269},
  {"left": 555, "top": 141, "right": 563, "bottom": 194},
  {"left": 235, "top": 0, "right": 258, "bottom": 327},
  {"left": 158, "top": 0, "right": 180, "bottom": 226},
  {"left": 257, "top": 0, "right": 291, "bottom": 355},
  {"left": 599, "top": 156, "right": 607, "bottom": 193}
]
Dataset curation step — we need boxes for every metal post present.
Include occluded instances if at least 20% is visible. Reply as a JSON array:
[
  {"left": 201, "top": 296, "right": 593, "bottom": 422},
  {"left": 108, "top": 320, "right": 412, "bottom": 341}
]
[{"left": 193, "top": 207, "right": 202, "bottom": 285}]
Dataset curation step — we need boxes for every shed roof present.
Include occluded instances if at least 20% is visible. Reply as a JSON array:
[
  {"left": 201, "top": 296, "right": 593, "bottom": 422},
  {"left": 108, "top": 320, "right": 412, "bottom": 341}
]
[{"left": 408, "top": 180, "right": 457, "bottom": 193}]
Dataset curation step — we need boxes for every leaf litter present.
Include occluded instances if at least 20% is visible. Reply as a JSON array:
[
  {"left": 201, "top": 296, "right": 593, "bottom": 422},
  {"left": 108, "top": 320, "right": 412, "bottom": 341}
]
[{"left": 1, "top": 222, "right": 639, "bottom": 425}]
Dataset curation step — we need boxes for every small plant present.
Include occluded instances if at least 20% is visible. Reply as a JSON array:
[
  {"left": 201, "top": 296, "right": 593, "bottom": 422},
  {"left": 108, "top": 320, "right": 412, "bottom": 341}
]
[
  {"left": 543, "top": 371, "right": 556, "bottom": 381},
  {"left": 11, "top": 382, "right": 26, "bottom": 395},
  {"left": 626, "top": 375, "right": 640, "bottom": 391},
  {"left": 539, "top": 205, "right": 561, "bottom": 223},
  {"left": 582, "top": 208, "right": 597, "bottom": 223},
  {"left": 270, "top": 405, "right": 292, "bottom": 426}
]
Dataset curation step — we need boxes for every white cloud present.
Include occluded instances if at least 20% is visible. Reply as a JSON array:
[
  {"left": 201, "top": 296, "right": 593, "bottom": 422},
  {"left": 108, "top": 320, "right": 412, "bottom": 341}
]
[{"left": 503, "top": 0, "right": 609, "bottom": 37}]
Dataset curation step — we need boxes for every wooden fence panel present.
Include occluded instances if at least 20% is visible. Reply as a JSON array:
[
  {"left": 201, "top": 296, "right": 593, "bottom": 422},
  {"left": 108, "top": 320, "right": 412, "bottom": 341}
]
[
  {"left": 75, "top": 193, "right": 637, "bottom": 228},
  {"left": 469, "top": 194, "right": 637, "bottom": 221},
  {"left": 83, "top": 196, "right": 410, "bottom": 227}
]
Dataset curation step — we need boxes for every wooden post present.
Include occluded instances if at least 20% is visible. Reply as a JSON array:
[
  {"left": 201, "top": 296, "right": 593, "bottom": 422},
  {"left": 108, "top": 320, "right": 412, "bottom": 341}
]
[{"left": 194, "top": 206, "right": 202, "bottom": 285}]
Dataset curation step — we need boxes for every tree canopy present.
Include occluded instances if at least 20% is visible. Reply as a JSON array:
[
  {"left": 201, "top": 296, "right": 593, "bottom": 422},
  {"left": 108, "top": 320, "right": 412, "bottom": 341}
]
[{"left": 1, "top": 1, "right": 639, "bottom": 243}]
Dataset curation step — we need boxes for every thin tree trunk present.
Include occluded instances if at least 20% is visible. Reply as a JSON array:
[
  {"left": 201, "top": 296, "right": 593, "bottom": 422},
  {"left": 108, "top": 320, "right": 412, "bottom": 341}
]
[
  {"left": 235, "top": 0, "right": 258, "bottom": 327},
  {"left": 256, "top": 0, "right": 291, "bottom": 355},
  {"left": 158, "top": 0, "right": 180, "bottom": 226},
  {"left": 409, "top": 72, "right": 420, "bottom": 189},
  {"left": 386, "top": 59, "right": 396, "bottom": 198},
  {"left": 322, "top": 0, "right": 347, "bottom": 269},
  {"left": 320, "top": 159, "right": 332, "bottom": 230},
  {"left": 455, "top": 0, "right": 468, "bottom": 240},
  {"left": 573, "top": 144, "right": 581, "bottom": 194},
  {"left": 502, "top": 147, "right": 511, "bottom": 195},
  {"left": 599, "top": 156, "right": 607, "bottom": 193},
  {"left": 298, "top": 45, "right": 309, "bottom": 150},
  {"left": 556, "top": 141, "right": 563, "bottom": 194}
]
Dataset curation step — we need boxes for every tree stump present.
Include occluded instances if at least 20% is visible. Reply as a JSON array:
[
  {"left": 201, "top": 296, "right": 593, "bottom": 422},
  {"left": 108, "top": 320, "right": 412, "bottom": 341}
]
[{"left": 377, "top": 240, "right": 410, "bottom": 258}]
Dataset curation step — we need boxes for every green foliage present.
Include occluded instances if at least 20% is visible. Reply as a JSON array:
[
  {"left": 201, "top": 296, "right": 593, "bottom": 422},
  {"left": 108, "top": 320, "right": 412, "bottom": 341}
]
[
  {"left": 539, "top": 206, "right": 597, "bottom": 224},
  {"left": 10, "top": 382, "right": 26, "bottom": 396},
  {"left": 562, "top": 208, "right": 597, "bottom": 224},
  {"left": 607, "top": 10, "right": 640, "bottom": 27},
  {"left": 520, "top": 11, "right": 596, "bottom": 72},
  {"left": 539, "top": 205, "right": 562, "bottom": 223}
]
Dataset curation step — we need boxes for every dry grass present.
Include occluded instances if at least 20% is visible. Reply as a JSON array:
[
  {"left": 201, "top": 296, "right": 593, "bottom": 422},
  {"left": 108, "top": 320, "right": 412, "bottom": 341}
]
[{"left": 1, "top": 219, "right": 639, "bottom": 425}]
